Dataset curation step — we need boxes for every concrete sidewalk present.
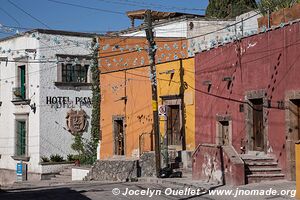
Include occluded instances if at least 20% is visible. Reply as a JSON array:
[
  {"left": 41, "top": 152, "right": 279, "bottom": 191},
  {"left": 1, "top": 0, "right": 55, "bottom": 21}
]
[{"left": 139, "top": 176, "right": 296, "bottom": 199}]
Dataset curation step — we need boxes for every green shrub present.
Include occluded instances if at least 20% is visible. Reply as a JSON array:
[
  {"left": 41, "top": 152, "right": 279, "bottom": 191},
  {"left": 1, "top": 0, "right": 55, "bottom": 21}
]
[
  {"left": 50, "top": 154, "right": 65, "bottom": 162},
  {"left": 41, "top": 156, "right": 50, "bottom": 163},
  {"left": 67, "top": 154, "right": 77, "bottom": 161}
]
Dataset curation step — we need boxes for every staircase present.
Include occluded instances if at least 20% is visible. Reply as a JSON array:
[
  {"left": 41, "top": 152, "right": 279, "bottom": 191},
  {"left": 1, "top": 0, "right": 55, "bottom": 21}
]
[
  {"left": 50, "top": 166, "right": 72, "bottom": 183},
  {"left": 241, "top": 154, "right": 285, "bottom": 184}
]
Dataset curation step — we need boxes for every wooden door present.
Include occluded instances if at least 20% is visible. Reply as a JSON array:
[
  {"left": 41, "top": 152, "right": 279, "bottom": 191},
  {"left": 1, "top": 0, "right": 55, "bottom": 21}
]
[
  {"left": 220, "top": 121, "right": 229, "bottom": 145},
  {"left": 114, "top": 119, "right": 124, "bottom": 155},
  {"left": 167, "top": 105, "right": 181, "bottom": 146},
  {"left": 252, "top": 99, "right": 264, "bottom": 151}
]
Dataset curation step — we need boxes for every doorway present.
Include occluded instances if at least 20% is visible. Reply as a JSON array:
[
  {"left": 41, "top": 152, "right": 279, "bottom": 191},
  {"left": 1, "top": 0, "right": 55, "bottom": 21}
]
[
  {"left": 220, "top": 121, "right": 230, "bottom": 145},
  {"left": 251, "top": 98, "right": 264, "bottom": 151},
  {"left": 286, "top": 99, "right": 300, "bottom": 180},
  {"left": 167, "top": 105, "right": 181, "bottom": 146},
  {"left": 216, "top": 116, "right": 232, "bottom": 146},
  {"left": 113, "top": 116, "right": 125, "bottom": 156},
  {"left": 245, "top": 92, "right": 267, "bottom": 153}
]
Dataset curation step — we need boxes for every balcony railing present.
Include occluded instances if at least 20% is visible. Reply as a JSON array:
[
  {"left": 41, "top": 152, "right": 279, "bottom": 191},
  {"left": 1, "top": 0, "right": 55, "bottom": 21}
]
[{"left": 12, "top": 87, "right": 26, "bottom": 101}]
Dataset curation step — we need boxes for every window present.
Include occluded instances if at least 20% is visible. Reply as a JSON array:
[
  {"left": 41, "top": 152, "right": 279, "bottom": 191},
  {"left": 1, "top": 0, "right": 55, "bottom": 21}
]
[
  {"left": 16, "top": 120, "right": 26, "bottom": 156},
  {"left": 56, "top": 55, "right": 91, "bottom": 86},
  {"left": 12, "top": 65, "right": 27, "bottom": 102},
  {"left": 19, "top": 65, "right": 26, "bottom": 99},
  {"left": 62, "top": 63, "right": 89, "bottom": 83}
]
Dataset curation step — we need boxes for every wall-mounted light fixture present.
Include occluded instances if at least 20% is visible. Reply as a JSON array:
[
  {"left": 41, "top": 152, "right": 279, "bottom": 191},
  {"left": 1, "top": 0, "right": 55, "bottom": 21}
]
[
  {"left": 0, "top": 101, "right": 2, "bottom": 107},
  {"left": 202, "top": 80, "right": 212, "bottom": 92},
  {"left": 222, "top": 76, "right": 233, "bottom": 90},
  {"left": 30, "top": 103, "right": 36, "bottom": 114}
]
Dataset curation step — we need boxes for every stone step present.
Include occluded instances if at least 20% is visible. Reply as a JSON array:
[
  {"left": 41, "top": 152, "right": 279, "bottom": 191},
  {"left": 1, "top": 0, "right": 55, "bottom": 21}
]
[
  {"left": 242, "top": 156, "right": 275, "bottom": 163},
  {"left": 245, "top": 167, "right": 282, "bottom": 175},
  {"left": 246, "top": 174, "right": 285, "bottom": 184},
  {"left": 246, "top": 162, "right": 278, "bottom": 168}
]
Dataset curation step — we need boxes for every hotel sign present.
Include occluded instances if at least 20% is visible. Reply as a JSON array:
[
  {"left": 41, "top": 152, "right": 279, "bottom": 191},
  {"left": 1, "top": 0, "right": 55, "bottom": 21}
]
[{"left": 46, "top": 96, "right": 91, "bottom": 108}]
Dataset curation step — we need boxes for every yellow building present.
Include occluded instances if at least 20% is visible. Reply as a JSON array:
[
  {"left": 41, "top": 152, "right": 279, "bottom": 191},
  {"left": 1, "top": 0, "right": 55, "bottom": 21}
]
[{"left": 156, "top": 58, "right": 195, "bottom": 167}]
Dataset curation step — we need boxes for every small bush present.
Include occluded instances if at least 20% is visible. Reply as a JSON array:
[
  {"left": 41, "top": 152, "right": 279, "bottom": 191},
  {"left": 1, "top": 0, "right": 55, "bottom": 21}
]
[
  {"left": 50, "top": 154, "right": 65, "bottom": 162},
  {"left": 41, "top": 156, "right": 50, "bottom": 163},
  {"left": 67, "top": 154, "right": 77, "bottom": 161}
]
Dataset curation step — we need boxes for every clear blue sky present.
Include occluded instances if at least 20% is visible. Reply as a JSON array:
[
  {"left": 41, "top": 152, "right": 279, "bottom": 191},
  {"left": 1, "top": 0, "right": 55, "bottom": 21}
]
[{"left": 0, "top": 0, "right": 209, "bottom": 38}]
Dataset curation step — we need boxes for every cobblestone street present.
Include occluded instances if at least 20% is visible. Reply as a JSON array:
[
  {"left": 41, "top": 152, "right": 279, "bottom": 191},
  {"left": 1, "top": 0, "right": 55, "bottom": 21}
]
[{"left": 0, "top": 180, "right": 296, "bottom": 200}]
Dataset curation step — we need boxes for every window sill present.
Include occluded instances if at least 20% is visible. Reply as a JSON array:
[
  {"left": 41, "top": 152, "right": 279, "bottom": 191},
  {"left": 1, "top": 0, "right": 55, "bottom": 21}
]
[
  {"left": 11, "top": 99, "right": 31, "bottom": 105},
  {"left": 54, "top": 82, "right": 92, "bottom": 87},
  {"left": 11, "top": 155, "right": 30, "bottom": 162}
]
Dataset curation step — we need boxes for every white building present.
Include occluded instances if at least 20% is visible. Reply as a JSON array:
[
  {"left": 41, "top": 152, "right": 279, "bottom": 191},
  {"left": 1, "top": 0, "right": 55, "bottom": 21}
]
[
  {"left": 116, "top": 10, "right": 261, "bottom": 56},
  {"left": 0, "top": 29, "right": 96, "bottom": 185}
]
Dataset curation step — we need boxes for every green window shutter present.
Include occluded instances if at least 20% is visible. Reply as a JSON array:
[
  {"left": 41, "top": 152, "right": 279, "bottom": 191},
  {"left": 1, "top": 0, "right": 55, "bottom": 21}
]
[
  {"left": 17, "top": 121, "right": 26, "bottom": 156},
  {"left": 20, "top": 66, "right": 26, "bottom": 99}
]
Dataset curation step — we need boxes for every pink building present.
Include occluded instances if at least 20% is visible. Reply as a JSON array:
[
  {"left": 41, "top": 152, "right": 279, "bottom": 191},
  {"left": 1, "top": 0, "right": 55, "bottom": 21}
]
[{"left": 193, "top": 20, "right": 300, "bottom": 185}]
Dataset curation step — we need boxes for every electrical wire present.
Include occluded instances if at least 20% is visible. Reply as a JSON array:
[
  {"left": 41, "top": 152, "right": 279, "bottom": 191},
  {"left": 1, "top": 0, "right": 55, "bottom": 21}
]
[{"left": 47, "top": 0, "right": 125, "bottom": 15}]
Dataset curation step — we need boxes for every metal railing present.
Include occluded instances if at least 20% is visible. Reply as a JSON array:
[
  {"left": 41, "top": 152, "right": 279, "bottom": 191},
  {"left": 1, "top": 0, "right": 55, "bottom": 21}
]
[{"left": 12, "top": 87, "right": 26, "bottom": 101}]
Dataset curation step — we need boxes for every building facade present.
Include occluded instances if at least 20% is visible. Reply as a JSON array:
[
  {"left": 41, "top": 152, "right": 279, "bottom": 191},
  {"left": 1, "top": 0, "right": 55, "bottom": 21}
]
[
  {"left": 156, "top": 58, "right": 195, "bottom": 168},
  {"left": 193, "top": 20, "right": 300, "bottom": 185},
  {"left": 98, "top": 36, "right": 191, "bottom": 164},
  {"left": 0, "top": 29, "right": 95, "bottom": 184},
  {"left": 118, "top": 10, "right": 261, "bottom": 57}
]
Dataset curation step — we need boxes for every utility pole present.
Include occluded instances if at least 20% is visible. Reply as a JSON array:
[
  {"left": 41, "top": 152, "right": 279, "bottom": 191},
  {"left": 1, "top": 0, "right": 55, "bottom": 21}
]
[
  {"left": 267, "top": 9, "right": 271, "bottom": 29},
  {"left": 144, "top": 9, "right": 161, "bottom": 177}
]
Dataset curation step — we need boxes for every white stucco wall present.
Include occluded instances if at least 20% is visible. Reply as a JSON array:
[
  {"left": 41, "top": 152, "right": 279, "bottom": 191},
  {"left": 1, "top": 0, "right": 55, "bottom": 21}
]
[
  {"left": 0, "top": 35, "right": 41, "bottom": 173},
  {"left": 37, "top": 33, "right": 93, "bottom": 161},
  {"left": 235, "top": 10, "right": 261, "bottom": 37},
  {"left": 0, "top": 31, "right": 94, "bottom": 176},
  {"left": 122, "top": 20, "right": 188, "bottom": 38},
  {"left": 121, "top": 11, "right": 260, "bottom": 56},
  {"left": 187, "top": 19, "right": 235, "bottom": 56}
]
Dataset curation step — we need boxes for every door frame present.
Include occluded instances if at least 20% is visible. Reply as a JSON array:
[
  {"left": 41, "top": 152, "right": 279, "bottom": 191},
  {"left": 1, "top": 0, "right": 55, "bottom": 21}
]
[
  {"left": 244, "top": 90, "right": 268, "bottom": 154},
  {"left": 216, "top": 115, "right": 232, "bottom": 146},
  {"left": 285, "top": 91, "right": 300, "bottom": 180},
  {"left": 112, "top": 115, "right": 125, "bottom": 156},
  {"left": 160, "top": 95, "right": 185, "bottom": 150}
]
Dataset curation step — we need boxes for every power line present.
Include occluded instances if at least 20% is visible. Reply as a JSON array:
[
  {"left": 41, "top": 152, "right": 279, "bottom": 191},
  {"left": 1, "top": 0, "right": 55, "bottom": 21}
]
[
  {"left": 0, "top": 6, "right": 21, "bottom": 28},
  {"left": 122, "top": 0, "right": 206, "bottom": 11},
  {"left": 96, "top": 0, "right": 206, "bottom": 12},
  {"left": 7, "top": 0, "right": 51, "bottom": 29},
  {"left": 47, "top": 0, "right": 125, "bottom": 15}
]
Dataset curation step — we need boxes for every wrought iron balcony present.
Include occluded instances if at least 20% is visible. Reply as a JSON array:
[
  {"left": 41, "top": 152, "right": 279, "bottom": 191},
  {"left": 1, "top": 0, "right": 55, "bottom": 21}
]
[{"left": 12, "top": 87, "right": 30, "bottom": 105}]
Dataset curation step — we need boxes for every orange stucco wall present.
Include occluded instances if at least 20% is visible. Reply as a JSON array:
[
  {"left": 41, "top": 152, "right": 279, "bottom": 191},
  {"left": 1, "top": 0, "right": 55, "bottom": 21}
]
[
  {"left": 99, "top": 36, "right": 188, "bottom": 159},
  {"left": 100, "top": 68, "right": 153, "bottom": 159}
]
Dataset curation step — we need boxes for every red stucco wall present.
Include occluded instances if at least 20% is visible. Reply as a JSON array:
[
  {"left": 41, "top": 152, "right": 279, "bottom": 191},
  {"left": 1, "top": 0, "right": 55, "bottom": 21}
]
[{"left": 195, "top": 21, "right": 300, "bottom": 180}]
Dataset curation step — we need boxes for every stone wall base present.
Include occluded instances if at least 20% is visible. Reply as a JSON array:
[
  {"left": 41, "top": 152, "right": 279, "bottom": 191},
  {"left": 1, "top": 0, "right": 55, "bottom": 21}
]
[{"left": 85, "top": 159, "right": 139, "bottom": 182}]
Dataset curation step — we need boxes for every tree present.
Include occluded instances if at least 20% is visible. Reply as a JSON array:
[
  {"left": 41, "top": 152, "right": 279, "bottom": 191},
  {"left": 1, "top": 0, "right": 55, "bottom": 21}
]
[
  {"left": 257, "top": 0, "right": 300, "bottom": 15},
  {"left": 206, "top": 0, "right": 257, "bottom": 19}
]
